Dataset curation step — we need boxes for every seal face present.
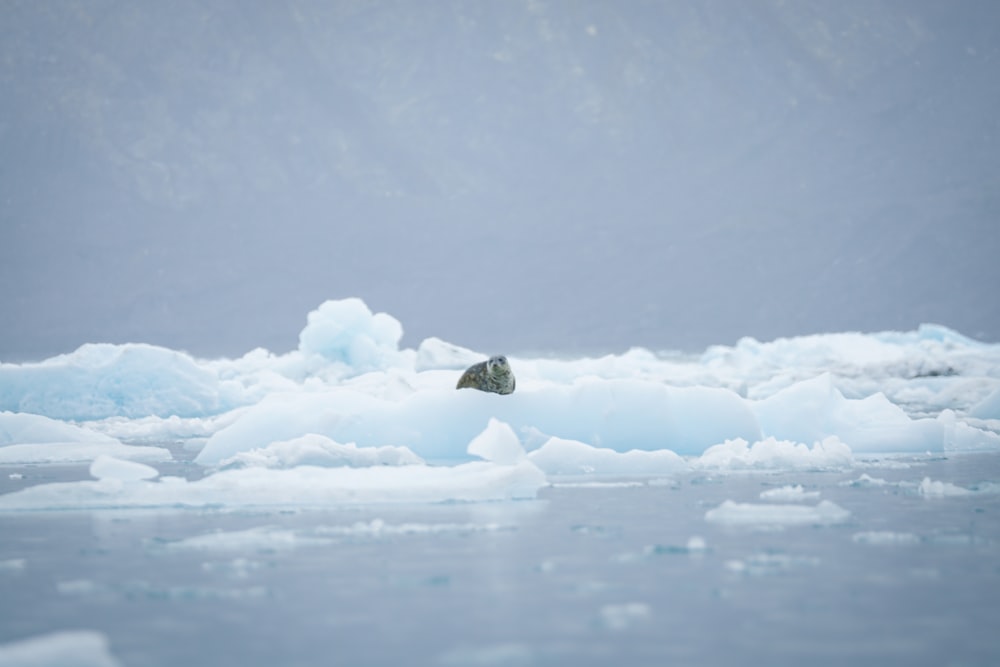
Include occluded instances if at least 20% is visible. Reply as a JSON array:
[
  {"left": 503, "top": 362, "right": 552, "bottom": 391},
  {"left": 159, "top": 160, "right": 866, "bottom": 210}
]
[{"left": 456, "top": 355, "right": 516, "bottom": 395}]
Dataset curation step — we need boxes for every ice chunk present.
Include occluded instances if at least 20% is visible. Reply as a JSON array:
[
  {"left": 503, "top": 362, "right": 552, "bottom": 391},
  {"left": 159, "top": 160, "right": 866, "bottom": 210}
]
[
  {"left": 414, "top": 337, "right": 483, "bottom": 371},
  {"left": 0, "top": 460, "right": 547, "bottom": 511},
  {"left": 219, "top": 433, "right": 423, "bottom": 469},
  {"left": 467, "top": 419, "right": 525, "bottom": 465},
  {"left": 89, "top": 455, "right": 159, "bottom": 481},
  {"left": 0, "top": 344, "right": 242, "bottom": 420},
  {"left": 528, "top": 437, "right": 687, "bottom": 477},
  {"left": 297, "top": 298, "right": 405, "bottom": 372},
  {"left": 694, "top": 436, "right": 853, "bottom": 471},
  {"left": 0, "top": 412, "right": 171, "bottom": 464},
  {"left": 969, "top": 387, "right": 1000, "bottom": 419},
  {"left": 752, "top": 374, "right": 943, "bottom": 453},
  {"left": 759, "top": 485, "right": 821, "bottom": 502},
  {"left": 938, "top": 410, "right": 1000, "bottom": 452},
  {"left": 0, "top": 411, "right": 119, "bottom": 446},
  {"left": 704, "top": 499, "right": 850, "bottom": 526},
  {"left": 156, "top": 526, "right": 332, "bottom": 552},
  {"left": 917, "top": 477, "right": 973, "bottom": 498},
  {"left": 0, "top": 630, "right": 122, "bottom": 667}
]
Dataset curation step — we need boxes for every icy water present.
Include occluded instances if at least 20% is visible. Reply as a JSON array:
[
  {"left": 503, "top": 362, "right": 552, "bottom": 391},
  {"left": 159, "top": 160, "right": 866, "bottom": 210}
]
[{"left": 2, "top": 450, "right": 999, "bottom": 666}]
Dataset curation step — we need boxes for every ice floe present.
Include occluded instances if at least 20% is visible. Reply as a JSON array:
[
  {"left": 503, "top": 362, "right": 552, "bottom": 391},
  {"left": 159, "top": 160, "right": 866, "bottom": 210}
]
[{"left": 704, "top": 500, "right": 851, "bottom": 526}]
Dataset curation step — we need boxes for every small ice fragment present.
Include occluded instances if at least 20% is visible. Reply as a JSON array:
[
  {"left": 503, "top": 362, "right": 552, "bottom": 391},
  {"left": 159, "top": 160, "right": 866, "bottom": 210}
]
[
  {"left": 852, "top": 531, "right": 921, "bottom": 545},
  {"left": 918, "top": 477, "right": 972, "bottom": 498},
  {"left": 0, "top": 630, "right": 123, "bottom": 667},
  {"left": 600, "top": 602, "right": 651, "bottom": 630},
  {"left": 759, "top": 485, "right": 821, "bottom": 502}
]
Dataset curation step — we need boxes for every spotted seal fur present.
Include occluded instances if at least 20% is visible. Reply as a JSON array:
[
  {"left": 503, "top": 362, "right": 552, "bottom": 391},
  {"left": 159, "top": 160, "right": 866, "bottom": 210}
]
[{"left": 456, "top": 355, "right": 515, "bottom": 395}]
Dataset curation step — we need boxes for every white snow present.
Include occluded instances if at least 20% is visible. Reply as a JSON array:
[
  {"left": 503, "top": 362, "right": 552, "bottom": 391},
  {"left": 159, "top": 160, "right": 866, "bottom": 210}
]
[
  {"left": 704, "top": 500, "right": 851, "bottom": 526},
  {"left": 0, "top": 630, "right": 122, "bottom": 667}
]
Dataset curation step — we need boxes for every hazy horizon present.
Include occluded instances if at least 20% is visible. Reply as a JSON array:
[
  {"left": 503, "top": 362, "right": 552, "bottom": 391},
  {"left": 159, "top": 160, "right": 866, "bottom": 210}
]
[{"left": 3, "top": 1, "right": 999, "bottom": 361}]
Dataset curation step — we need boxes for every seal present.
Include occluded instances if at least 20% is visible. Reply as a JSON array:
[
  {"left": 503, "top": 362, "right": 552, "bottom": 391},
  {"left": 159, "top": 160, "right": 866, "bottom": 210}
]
[{"left": 456, "top": 355, "right": 516, "bottom": 395}]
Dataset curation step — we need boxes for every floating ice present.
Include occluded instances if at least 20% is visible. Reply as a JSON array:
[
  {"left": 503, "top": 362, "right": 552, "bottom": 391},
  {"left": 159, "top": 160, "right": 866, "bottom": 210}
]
[
  {"left": 752, "top": 374, "right": 944, "bottom": 453},
  {"left": 155, "top": 526, "right": 332, "bottom": 552},
  {"left": 2, "top": 297, "right": 999, "bottom": 493},
  {"left": 0, "top": 460, "right": 547, "bottom": 511},
  {"left": 0, "top": 344, "right": 243, "bottom": 420},
  {"left": 599, "top": 602, "right": 652, "bottom": 630},
  {"left": 694, "top": 437, "right": 854, "bottom": 471},
  {"left": 528, "top": 436, "right": 687, "bottom": 477},
  {"left": 0, "top": 558, "right": 26, "bottom": 573},
  {"left": 195, "top": 380, "right": 761, "bottom": 465},
  {"left": 0, "top": 630, "right": 122, "bottom": 667},
  {"left": 704, "top": 500, "right": 850, "bottom": 526},
  {"left": 724, "top": 552, "right": 821, "bottom": 575},
  {"left": 759, "top": 485, "right": 821, "bottom": 502},
  {"left": 852, "top": 531, "right": 921, "bottom": 545},
  {"left": 1, "top": 411, "right": 118, "bottom": 446},
  {"left": 0, "top": 411, "right": 171, "bottom": 464},
  {"left": 89, "top": 455, "right": 159, "bottom": 481},
  {"left": 917, "top": 477, "right": 973, "bottom": 498},
  {"left": 218, "top": 433, "right": 423, "bottom": 469}
]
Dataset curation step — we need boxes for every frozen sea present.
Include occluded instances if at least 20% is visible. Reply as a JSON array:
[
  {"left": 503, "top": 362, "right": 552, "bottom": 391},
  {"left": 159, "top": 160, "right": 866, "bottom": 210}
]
[{"left": 1, "top": 299, "right": 999, "bottom": 666}]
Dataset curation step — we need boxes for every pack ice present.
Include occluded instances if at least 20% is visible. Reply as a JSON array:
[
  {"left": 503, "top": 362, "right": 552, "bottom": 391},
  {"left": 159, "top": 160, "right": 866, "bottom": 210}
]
[{"left": 0, "top": 297, "right": 998, "bottom": 511}]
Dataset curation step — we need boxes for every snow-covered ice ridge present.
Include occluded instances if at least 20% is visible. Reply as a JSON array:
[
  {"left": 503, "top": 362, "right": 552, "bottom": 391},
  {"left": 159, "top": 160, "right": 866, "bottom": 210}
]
[{"left": 0, "top": 298, "right": 998, "bottom": 508}]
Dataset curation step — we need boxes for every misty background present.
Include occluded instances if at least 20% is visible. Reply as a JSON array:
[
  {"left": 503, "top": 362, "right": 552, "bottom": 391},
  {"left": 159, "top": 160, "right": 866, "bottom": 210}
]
[{"left": 2, "top": 0, "right": 998, "bottom": 361}]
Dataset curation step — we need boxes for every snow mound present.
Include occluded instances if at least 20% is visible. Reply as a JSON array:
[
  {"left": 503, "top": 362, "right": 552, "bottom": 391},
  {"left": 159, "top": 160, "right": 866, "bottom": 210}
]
[
  {"left": 219, "top": 433, "right": 423, "bottom": 469},
  {"left": 0, "top": 460, "right": 547, "bottom": 511},
  {"left": 704, "top": 500, "right": 850, "bottom": 526},
  {"left": 0, "top": 630, "right": 122, "bottom": 667}
]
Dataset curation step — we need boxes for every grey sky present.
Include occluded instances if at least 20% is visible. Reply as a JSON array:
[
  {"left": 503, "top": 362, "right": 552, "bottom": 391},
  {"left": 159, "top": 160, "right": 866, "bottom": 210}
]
[{"left": 2, "top": 1, "right": 998, "bottom": 360}]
